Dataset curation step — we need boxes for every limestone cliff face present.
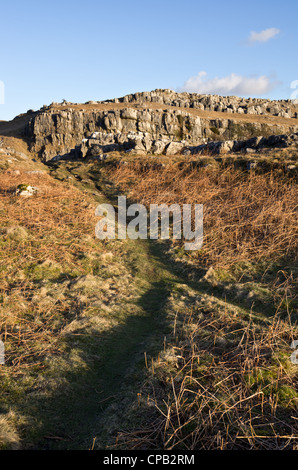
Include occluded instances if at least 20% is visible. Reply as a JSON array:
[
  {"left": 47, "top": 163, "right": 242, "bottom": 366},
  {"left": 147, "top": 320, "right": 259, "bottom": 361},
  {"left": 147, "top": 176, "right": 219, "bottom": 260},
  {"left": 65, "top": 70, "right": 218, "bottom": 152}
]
[
  {"left": 26, "top": 107, "right": 298, "bottom": 160},
  {"left": 109, "top": 89, "right": 298, "bottom": 119},
  {"left": 24, "top": 89, "right": 298, "bottom": 160}
]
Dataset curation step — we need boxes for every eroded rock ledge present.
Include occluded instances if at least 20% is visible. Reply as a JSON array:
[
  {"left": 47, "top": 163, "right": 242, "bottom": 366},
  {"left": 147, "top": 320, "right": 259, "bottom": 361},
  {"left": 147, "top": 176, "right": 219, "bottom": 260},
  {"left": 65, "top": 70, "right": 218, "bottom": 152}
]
[
  {"left": 20, "top": 89, "right": 298, "bottom": 161},
  {"left": 107, "top": 89, "right": 298, "bottom": 119}
]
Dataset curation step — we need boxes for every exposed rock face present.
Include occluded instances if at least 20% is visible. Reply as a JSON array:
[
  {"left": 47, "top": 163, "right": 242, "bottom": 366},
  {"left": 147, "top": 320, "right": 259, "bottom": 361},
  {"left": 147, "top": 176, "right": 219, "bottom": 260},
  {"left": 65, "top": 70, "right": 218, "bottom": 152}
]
[
  {"left": 23, "top": 89, "right": 298, "bottom": 160},
  {"left": 107, "top": 89, "right": 298, "bottom": 119},
  {"left": 51, "top": 131, "right": 298, "bottom": 163},
  {"left": 26, "top": 108, "right": 298, "bottom": 160},
  {"left": 184, "top": 132, "right": 298, "bottom": 155}
]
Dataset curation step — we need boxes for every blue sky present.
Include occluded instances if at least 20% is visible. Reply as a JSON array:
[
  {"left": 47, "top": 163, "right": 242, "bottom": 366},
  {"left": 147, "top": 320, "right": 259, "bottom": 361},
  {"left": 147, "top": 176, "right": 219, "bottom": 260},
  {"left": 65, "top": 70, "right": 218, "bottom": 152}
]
[{"left": 0, "top": 0, "right": 297, "bottom": 120}]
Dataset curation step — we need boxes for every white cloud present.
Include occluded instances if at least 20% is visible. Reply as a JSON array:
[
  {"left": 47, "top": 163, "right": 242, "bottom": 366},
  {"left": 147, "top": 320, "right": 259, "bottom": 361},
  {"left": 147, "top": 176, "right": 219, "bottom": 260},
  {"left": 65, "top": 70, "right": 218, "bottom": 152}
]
[
  {"left": 178, "top": 71, "right": 278, "bottom": 96},
  {"left": 248, "top": 28, "right": 280, "bottom": 43}
]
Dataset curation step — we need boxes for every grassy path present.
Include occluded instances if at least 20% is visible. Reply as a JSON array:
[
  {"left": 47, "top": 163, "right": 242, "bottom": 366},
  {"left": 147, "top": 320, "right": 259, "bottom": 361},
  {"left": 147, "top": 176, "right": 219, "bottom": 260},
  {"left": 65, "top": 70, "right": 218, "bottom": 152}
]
[
  {"left": 24, "top": 162, "right": 184, "bottom": 449},
  {"left": 2, "top": 158, "right": 293, "bottom": 450},
  {"left": 0, "top": 154, "right": 290, "bottom": 452},
  {"left": 27, "top": 159, "right": 291, "bottom": 450}
]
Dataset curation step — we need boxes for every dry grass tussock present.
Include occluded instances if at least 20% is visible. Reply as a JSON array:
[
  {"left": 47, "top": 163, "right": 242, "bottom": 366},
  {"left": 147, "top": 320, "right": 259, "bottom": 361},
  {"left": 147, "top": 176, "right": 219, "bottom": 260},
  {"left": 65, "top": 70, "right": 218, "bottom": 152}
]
[
  {"left": 0, "top": 169, "right": 103, "bottom": 364},
  {"left": 108, "top": 162, "right": 298, "bottom": 269},
  {"left": 106, "top": 161, "right": 298, "bottom": 450},
  {"left": 0, "top": 161, "right": 297, "bottom": 449},
  {"left": 0, "top": 411, "right": 20, "bottom": 449},
  {"left": 0, "top": 170, "right": 113, "bottom": 447},
  {"left": 115, "top": 287, "right": 298, "bottom": 450}
]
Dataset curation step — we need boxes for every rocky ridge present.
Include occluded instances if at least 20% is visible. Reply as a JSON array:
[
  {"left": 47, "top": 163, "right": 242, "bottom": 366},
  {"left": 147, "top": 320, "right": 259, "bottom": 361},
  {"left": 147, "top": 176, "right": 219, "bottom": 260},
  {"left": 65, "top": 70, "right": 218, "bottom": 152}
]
[
  {"left": 106, "top": 89, "right": 298, "bottom": 118},
  {"left": 20, "top": 89, "right": 298, "bottom": 160}
]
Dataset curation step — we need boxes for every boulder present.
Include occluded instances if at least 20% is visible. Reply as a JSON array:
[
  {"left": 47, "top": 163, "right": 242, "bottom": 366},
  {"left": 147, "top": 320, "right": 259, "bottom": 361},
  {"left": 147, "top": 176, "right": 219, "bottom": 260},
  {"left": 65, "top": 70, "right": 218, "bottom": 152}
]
[
  {"left": 16, "top": 184, "right": 38, "bottom": 197},
  {"left": 164, "top": 142, "right": 185, "bottom": 155}
]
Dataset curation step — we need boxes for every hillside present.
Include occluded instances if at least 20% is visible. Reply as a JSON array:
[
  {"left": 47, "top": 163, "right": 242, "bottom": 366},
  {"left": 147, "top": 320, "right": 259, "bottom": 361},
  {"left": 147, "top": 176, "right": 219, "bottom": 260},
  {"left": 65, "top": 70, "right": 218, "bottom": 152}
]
[
  {"left": 0, "top": 89, "right": 298, "bottom": 162},
  {"left": 0, "top": 90, "right": 297, "bottom": 450}
]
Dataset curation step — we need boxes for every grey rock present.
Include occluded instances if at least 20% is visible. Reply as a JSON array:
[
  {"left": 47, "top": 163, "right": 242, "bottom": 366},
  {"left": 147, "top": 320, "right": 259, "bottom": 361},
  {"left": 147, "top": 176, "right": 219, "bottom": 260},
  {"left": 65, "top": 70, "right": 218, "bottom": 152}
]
[
  {"left": 164, "top": 141, "right": 186, "bottom": 155},
  {"left": 22, "top": 89, "right": 298, "bottom": 161}
]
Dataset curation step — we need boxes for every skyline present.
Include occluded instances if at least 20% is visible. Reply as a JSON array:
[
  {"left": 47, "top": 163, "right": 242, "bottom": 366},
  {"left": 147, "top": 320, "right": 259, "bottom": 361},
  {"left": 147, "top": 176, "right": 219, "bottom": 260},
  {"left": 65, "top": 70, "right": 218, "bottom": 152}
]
[{"left": 0, "top": 0, "right": 297, "bottom": 120}]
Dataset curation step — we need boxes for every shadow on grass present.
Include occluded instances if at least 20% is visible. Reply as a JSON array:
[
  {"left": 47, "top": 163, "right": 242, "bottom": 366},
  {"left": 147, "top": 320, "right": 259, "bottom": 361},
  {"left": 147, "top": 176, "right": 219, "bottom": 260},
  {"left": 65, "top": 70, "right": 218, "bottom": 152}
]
[
  {"left": 18, "top": 243, "right": 174, "bottom": 449},
  {"left": 24, "top": 160, "right": 292, "bottom": 449}
]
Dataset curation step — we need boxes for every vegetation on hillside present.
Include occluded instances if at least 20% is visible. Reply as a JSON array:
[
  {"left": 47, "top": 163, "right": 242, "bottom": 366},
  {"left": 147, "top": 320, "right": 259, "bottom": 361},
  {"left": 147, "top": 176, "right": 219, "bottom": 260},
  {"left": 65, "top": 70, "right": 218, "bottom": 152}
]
[
  {"left": 0, "top": 148, "right": 297, "bottom": 450},
  {"left": 105, "top": 159, "right": 298, "bottom": 449}
]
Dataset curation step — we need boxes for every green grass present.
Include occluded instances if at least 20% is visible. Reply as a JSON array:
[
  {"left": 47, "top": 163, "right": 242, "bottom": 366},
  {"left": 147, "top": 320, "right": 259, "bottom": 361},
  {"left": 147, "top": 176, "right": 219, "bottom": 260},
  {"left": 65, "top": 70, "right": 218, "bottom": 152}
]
[{"left": 0, "top": 157, "right": 297, "bottom": 450}]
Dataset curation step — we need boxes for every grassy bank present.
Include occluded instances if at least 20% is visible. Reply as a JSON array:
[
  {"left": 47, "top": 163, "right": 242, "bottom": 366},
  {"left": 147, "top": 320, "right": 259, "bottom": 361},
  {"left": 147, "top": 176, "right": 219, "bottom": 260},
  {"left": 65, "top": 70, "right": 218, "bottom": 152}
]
[{"left": 0, "top": 154, "right": 297, "bottom": 450}]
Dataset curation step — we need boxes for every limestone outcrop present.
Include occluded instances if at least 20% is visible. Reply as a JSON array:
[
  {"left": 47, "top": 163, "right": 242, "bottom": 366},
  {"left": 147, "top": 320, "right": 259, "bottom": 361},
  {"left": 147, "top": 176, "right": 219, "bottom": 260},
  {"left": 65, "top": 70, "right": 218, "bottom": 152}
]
[
  {"left": 50, "top": 130, "right": 298, "bottom": 163},
  {"left": 25, "top": 105, "right": 298, "bottom": 161},
  {"left": 107, "top": 89, "right": 298, "bottom": 119},
  {"left": 183, "top": 132, "right": 298, "bottom": 155}
]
